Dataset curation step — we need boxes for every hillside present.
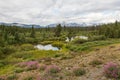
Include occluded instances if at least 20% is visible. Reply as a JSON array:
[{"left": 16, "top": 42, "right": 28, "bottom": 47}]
[{"left": 0, "top": 42, "right": 120, "bottom": 80}]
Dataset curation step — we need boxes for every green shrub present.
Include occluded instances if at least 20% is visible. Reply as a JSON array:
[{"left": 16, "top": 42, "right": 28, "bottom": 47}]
[
  {"left": 54, "top": 53, "right": 64, "bottom": 58},
  {"left": 7, "top": 74, "right": 17, "bottom": 80},
  {"left": 25, "top": 38, "right": 38, "bottom": 44},
  {"left": 45, "top": 65, "right": 61, "bottom": 74},
  {"left": 24, "top": 76, "right": 34, "bottom": 80},
  {"left": 20, "top": 44, "right": 35, "bottom": 51},
  {"left": 73, "top": 68, "right": 86, "bottom": 76},
  {"left": 89, "top": 59, "right": 103, "bottom": 67},
  {"left": 90, "top": 35, "right": 106, "bottom": 41},
  {"left": 12, "top": 52, "right": 33, "bottom": 59},
  {"left": 1, "top": 46, "right": 16, "bottom": 55},
  {"left": 14, "top": 68, "right": 24, "bottom": 73},
  {"left": 0, "top": 63, "right": 4, "bottom": 67},
  {"left": 0, "top": 60, "right": 9, "bottom": 66},
  {"left": 52, "top": 42, "right": 64, "bottom": 48},
  {"left": 72, "top": 38, "right": 88, "bottom": 44},
  {"left": 40, "top": 41, "right": 53, "bottom": 45},
  {"left": 0, "top": 48, "right": 4, "bottom": 59}
]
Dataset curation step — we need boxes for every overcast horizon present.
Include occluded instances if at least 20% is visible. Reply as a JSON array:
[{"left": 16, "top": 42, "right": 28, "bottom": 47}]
[{"left": 0, "top": 0, "right": 120, "bottom": 26}]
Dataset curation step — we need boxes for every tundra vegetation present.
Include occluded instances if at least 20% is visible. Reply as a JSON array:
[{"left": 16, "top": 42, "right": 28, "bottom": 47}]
[{"left": 0, "top": 21, "right": 120, "bottom": 80}]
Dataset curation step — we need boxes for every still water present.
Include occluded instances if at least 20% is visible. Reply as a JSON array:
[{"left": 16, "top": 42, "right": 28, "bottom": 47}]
[{"left": 35, "top": 44, "right": 59, "bottom": 51}]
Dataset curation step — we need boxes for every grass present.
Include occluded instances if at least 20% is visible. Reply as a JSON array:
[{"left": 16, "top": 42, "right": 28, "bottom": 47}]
[
  {"left": 66, "top": 39, "right": 120, "bottom": 52},
  {"left": 0, "top": 39, "right": 120, "bottom": 77},
  {"left": 0, "top": 65, "right": 15, "bottom": 75}
]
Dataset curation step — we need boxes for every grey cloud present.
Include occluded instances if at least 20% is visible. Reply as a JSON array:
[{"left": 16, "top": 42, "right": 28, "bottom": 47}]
[{"left": 0, "top": 0, "right": 120, "bottom": 25}]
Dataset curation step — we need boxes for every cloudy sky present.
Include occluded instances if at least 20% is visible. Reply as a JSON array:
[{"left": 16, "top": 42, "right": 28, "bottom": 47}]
[{"left": 0, "top": 0, "right": 120, "bottom": 26}]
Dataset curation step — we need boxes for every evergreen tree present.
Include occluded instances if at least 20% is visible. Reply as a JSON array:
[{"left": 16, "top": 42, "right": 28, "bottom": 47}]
[
  {"left": 67, "top": 29, "right": 74, "bottom": 41},
  {"left": 14, "top": 32, "right": 20, "bottom": 41},
  {"left": 30, "top": 25, "right": 35, "bottom": 38},
  {"left": 54, "top": 24, "right": 62, "bottom": 37}
]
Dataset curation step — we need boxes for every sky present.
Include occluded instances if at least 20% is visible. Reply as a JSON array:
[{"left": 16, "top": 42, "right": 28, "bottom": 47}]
[{"left": 0, "top": 0, "right": 120, "bottom": 26}]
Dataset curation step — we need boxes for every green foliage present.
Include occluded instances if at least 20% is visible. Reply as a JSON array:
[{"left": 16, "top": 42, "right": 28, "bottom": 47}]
[
  {"left": 25, "top": 37, "right": 38, "bottom": 44},
  {"left": 40, "top": 41, "right": 53, "bottom": 45},
  {"left": 1, "top": 46, "right": 16, "bottom": 55},
  {"left": 20, "top": 44, "right": 35, "bottom": 51},
  {"left": 52, "top": 41, "right": 64, "bottom": 48},
  {"left": 54, "top": 24, "right": 62, "bottom": 37},
  {"left": 72, "top": 38, "right": 88, "bottom": 44},
  {"left": 89, "top": 59, "right": 103, "bottom": 67},
  {"left": 0, "top": 63, "right": 5, "bottom": 67},
  {"left": 30, "top": 26, "right": 35, "bottom": 38},
  {"left": 24, "top": 76, "right": 34, "bottom": 80},
  {"left": 66, "top": 39, "right": 120, "bottom": 52},
  {"left": 11, "top": 51, "right": 33, "bottom": 59},
  {"left": 73, "top": 68, "right": 86, "bottom": 76},
  {"left": 7, "top": 74, "right": 17, "bottom": 80},
  {"left": 89, "top": 35, "right": 106, "bottom": 41},
  {"left": 14, "top": 68, "right": 24, "bottom": 73},
  {"left": 98, "top": 21, "right": 120, "bottom": 38}
]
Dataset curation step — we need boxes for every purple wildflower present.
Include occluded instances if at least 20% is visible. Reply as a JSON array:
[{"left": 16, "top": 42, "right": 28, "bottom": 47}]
[
  {"left": 17, "top": 61, "right": 39, "bottom": 70},
  {"left": 45, "top": 65, "right": 61, "bottom": 74},
  {"left": 104, "top": 62, "right": 120, "bottom": 79}
]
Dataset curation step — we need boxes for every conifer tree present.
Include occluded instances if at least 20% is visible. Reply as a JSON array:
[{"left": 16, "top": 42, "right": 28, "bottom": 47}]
[
  {"left": 30, "top": 25, "right": 35, "bottom": 38},
  {"left": 54, "top": 24, "right": 62, "bottom": 37}
]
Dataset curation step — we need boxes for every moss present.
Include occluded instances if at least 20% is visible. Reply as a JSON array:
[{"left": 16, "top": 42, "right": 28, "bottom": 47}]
[{"left": 0, "top": 65, "right": 15, "bottom": 75}]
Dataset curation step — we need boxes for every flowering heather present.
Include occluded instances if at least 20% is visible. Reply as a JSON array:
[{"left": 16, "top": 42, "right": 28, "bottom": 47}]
[
  {"left": 17, "top": 61, "right": 39, "bottom": 70},
  {"left": 104, "top": 62, "right": 120, "bottom": 79},
  {"left": 45, "top": 65, "right": 61, "bottom": 74}
]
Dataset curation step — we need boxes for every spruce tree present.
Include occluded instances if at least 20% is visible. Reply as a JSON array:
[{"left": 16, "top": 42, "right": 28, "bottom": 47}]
[
  {"left": 30, "top": 25, "right": 35, "bottom": 38},
  {"left": 54, "top": 24, "right": 62, "bottom": 37}
]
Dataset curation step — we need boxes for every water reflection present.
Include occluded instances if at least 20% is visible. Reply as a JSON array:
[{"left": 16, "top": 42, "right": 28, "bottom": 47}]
[
  {"left": 66, "top": 36, "right": 88, "bottom": 42},
  {"left": 35, "top": 44, "right": 59, "bottom": 51}
]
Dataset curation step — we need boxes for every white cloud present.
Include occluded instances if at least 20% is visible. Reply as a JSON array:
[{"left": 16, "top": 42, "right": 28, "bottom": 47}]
[{"left": 0, "top": 0, "right": 120, "bottom": 26}]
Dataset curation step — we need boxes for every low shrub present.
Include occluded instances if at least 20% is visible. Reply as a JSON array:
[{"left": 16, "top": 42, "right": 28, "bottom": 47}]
[
  {"left": 20, "top": 44, "right": 35, "bottom": 51},
  {"left": 40, "top": 41, "right": 53, "bottom": 45},
  {"left": 104, "top": 62, "right": 120, "bottom": 79},
  {"left": 0, "top": 60, "right": 8, "bottom": 67},
  {"left": 24, "top": 76, "right": 34, "bottom": 80},
  {"left": 14, "top": 68, "right": 24, "bottom": 73},
  {"left": 7, "top": 74, "right": 17, "bottom": 80},
  {"left": 72, "top": 38, "right": 88, "bottom": 44},
  {"left": 0, "top": 63, "right": 5, "bottom": 67},
  {"left": 45, "top": 65, "right": 61, "bottom": 74},
  {"left": 54, "top": 53, "right": 64, "bottom": 58},
  {"left": 1, "top": 46, "right": 16, "bottom": 55},
  {"left": 90, "top": 35, "right": 106, "bottom": 41},
  {"left": 72, "top": 67, "right": 86, "bottom": 76},
  {"left": 12, "top": 52, "right": 33, "bottom": 59},
  {"left": 52, "top": 42, "right": 64, "bottom": 48},
  {"left": 39, "top": 64, "right": 47, "bottom": 71},
  {"left": 17, "top": 61, "right": 39, "bottom": 70},
  {"left": 89, "top": 59, "right": 103, "bottom": 67}
]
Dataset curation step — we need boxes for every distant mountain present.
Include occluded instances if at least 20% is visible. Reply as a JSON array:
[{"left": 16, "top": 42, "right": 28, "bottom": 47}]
[
  {"left": 0, "top": 22, "right": 42, "bottom": 28},
  {"left": 47, "top": 22, "right": 99, "bottom": 27},
  {"left": 0, "top": 22, "right": 100, "bottom": 28}
]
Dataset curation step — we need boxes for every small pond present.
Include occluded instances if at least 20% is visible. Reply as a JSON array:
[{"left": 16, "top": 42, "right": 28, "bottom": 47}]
[
  {"left": 65, "top": 36, "right": 88, "bottom": 42},
  {"left": 35, "top": 44, "right": 59, "bottom": 51}
]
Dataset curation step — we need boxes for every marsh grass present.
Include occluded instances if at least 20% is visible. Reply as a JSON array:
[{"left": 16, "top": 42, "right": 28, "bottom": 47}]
[{"left": 66, "top": 39, "right": 120, "bottom": 52}]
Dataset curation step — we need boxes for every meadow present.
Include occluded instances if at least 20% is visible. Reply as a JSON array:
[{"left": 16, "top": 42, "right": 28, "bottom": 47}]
[{"left": 0, "top": 21, "right": 120, "bottom": 80}]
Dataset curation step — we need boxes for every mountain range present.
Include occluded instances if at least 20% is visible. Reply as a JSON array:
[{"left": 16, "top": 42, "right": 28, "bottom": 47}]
[{"left": 0, "top": 22, "right": 100, "bottom": 28}]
